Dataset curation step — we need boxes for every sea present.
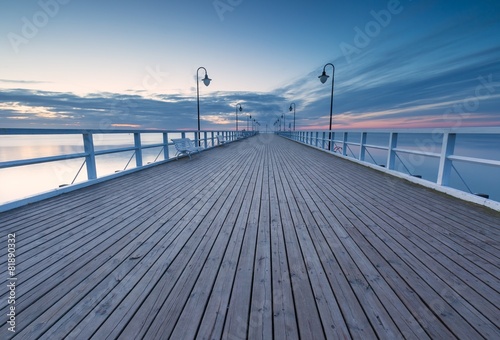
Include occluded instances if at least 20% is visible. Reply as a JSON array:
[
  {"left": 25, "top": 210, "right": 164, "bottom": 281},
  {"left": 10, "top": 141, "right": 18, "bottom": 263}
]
[{"left": 0, "top": 132, "right": 499, "bottom": 205}]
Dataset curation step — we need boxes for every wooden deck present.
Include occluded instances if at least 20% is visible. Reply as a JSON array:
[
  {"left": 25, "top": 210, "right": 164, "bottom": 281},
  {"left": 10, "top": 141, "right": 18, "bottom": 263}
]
[{"left": 1, "top": 134, "right": 499, "bottom": 339}]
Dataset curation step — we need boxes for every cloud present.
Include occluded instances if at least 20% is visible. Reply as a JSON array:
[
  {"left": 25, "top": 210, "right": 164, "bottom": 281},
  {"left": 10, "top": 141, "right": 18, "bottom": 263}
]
[
  {"left": 0, "top": 79, "right": 49, "bottom": 84},
  {"left": 0, "top": 88, "right": 287, "bottom": 130},
  {"left": 1, "top": 31, "right": 499, "bottom": 132}
]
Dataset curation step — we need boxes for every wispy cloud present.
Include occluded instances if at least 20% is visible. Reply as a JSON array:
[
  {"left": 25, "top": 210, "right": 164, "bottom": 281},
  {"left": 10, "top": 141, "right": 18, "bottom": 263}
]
[
  {"left": 1, "top": 25, "right": 499, "bottom": 132},
  {"left": 0, "top": 79, "right": 49, "bottom": 84}
]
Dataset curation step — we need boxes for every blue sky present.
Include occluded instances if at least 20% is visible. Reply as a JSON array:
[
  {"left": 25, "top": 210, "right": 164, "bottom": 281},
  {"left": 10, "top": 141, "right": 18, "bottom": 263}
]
[{"left": 0, "top": 0, "right": 499, "bottom": 131}]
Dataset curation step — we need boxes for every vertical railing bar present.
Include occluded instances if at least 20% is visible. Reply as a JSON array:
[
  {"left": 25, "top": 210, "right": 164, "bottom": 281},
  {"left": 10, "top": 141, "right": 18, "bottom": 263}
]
[
  {"left": 163, "top": 132, "right": 169, "bottom": 160},
  {"left": 342, "top": 132, "right": 348, "bottom": 156},
  {"left": 134, "top": 133, "right": 143, "bottom": 167},
  {"left": 359, "top": 132, "right": 367, "bottom": 161},
  {"left": 83, "top": 132, "right": 97, "bottom": 180},
  {"left": 387, "top": 132, "right": 398, "bottom": 170},
  {"left": 437, "top": 132, "right": 456, "bottom": 186}
]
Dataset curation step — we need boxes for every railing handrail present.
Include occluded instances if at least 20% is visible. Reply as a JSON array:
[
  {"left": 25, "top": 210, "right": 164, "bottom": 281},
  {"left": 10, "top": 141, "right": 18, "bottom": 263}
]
[
  {"left": 278, "top": 128, "right": 500, "bottom": 210},
  {"left": 0, "top": 128, "right": 258, "bottom": 211},
  {"left": 0, "top": 128, "right": 242, "bottom": 135},
  {"left": 281, "top": 127, "right": 500, "bottom": 134}
]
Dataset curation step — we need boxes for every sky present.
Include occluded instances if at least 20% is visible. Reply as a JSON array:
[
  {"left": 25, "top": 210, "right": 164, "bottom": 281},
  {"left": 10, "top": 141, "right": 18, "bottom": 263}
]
[{"left": 0, "top": 0, "right": 499, "bottom": 131}]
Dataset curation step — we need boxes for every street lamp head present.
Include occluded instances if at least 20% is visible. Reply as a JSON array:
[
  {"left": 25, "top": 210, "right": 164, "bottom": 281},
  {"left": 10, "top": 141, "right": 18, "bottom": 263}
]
[
  {"left": 202, "top": 73, "right": 211, "bottom": 86},
  {"left": 239, "top": 105, "right": 243, "bottom": 112},
  {"left": 289, "top": 105, "right": 293, "bottom": 112},
  {"left": 319, "top": 70, "right": 329, "bottom": 84}
]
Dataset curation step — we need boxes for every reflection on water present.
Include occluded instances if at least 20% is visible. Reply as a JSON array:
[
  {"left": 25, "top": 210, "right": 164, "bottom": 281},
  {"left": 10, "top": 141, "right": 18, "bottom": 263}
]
[{"left": 1, "top": 133, "right": 499, "bottom": 204}]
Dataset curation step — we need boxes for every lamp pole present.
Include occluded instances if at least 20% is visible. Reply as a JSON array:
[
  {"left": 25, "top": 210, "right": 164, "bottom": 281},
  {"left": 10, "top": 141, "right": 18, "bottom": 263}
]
[
  {"left": 235, "top": 103, "right": 242, "bottom": 132},
  {"left": 318, "top": 63, "right": 335, "bottom": 150},
  {"left": 289, "top": 103, "right": 296, "bottom": 131},
  {"left": 197, "top": 66, "right": 211, "bottom": 146}
]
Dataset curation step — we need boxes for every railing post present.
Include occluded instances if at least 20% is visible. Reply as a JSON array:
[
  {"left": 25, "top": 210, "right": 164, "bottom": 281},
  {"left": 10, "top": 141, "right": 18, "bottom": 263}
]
[
  {"left": 329, "top": 132, "right": 335, "bottom": 152},
  {"left": 437, "top": 132, "right": 456, "bottom": 186},
  {"left": 83, "top": 133, "right": 97, "bottom": 180},
  {"left": 387, "top": 132, "right": 398, "bottom": 170},
  {"left": 163, "top": 132, "right": 169, "bottom": 160},
  {"left": 315, "top": 132, "right": 319, "bottom": 147},
  {"left": 342, "top": 132, "right": 348, "bottom": 156},
  {"left": 203, "top": 131, "right": 208, "bottom": 148},
  {"left": 359, "top": 132, "right": 367, "bottom": 161},
  {"left": 134, "top": 133, "right": 143, "bottom": 167}
]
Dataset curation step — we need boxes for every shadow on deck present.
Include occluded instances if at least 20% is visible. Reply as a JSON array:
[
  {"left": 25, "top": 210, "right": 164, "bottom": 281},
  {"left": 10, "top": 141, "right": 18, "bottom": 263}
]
[{"left": 1, "top": 134, "right": 499, "bottom": 339}]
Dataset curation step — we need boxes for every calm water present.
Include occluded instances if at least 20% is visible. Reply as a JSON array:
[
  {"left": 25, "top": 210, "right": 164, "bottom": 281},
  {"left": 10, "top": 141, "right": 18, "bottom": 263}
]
[{"left": 1, "top": 132, "right": 499, "bottom": 205}]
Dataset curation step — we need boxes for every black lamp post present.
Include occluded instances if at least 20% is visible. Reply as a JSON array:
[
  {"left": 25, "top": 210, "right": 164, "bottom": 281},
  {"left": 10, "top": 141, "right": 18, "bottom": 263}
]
[
  {"left": 235, "top": 103, "right": 242, "bottom": 131},
  {"left": 318, "top": 63, "right": 335, "bottom": 150},
  {"left": 197, "top": 66, "right": 211, "bottom": 145},
  {"left": 289, "top": 103, "right": 296, "bottom": 131}
]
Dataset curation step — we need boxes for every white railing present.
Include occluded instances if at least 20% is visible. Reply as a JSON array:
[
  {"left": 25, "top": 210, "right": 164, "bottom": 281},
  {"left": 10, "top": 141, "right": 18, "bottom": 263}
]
[
  {"left": 0, "top": 128, "right": 256, "bottom": 211},
  {"left": 278, "top": 128, "right": 500, "bottom": 207}
]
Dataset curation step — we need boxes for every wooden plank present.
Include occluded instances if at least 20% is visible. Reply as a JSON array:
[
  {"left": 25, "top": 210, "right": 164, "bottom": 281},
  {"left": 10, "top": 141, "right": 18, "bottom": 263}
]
[
  {"left": 301, "top": 146, "right": 500, "bottom": 328},
  {"left": 167, "top": 142, "right": 262, "bottom": 339},
  {"left": 248, "top": 142, "right": 273, "bottom": 339},
  {"left": 221, "top": 146, "right": 265, "bottom": 339},
  {"left": 270, "top": 142, "right": 330, "bottom": 338},
  {"left": 2, "top": 154, "right": 231, "bottom": 317},
  {"left": 276, "top": 143, "right": 411, "bottom": 338},
  {"left": 66, "top": 142, "right": 256, "bottom": 339},
  {"left": 191, "top": 143, "right": 262, "bottom": 339},
  {"left": 7, "top": 146, "right": 251, "bottom": 338},
  {"left": 267, "top": 143, "right": 299, "bottom": 339},
  {"left": 282, "top": 138, "right": 496, "bottom": 336}
]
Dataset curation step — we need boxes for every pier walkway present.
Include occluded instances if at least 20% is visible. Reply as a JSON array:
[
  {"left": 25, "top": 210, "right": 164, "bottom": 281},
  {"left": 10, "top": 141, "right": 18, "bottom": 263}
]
[{"left": 1, "top": 134, "right": 499, "bottom": 339}]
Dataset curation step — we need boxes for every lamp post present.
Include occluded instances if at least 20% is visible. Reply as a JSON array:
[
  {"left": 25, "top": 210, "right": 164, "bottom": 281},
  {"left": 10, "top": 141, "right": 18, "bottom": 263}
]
[
  {"left": 281, "top": 114, "right": 285, "bottom": 131},
  {"left": 248, "top": 114, "right": 252, "bottom": 131},
  {"left": 318, "top": 63, "right": 335, "bottom": 150},
  {"left": 289, "top": 103, "right": 296, "bottom": 131},
  {"left": 197, "top": 66, "right": 211, "bottom": 145},
  {"left": 235, "top": 103, "right": 242, "bottom": 132}
]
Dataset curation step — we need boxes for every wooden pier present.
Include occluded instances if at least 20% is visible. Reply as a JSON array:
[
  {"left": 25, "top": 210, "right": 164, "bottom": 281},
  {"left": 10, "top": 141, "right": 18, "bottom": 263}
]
[{"left": 1, "top": 134, "right": 499, "bottom": 339}]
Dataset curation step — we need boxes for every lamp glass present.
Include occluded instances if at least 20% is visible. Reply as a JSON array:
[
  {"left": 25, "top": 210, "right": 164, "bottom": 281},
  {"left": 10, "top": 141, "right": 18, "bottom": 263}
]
[
  {"left": 202, "top": 74, "right": 211, "bottom": 86},
  {"left": 319, "top": 71, "right": 329, "bottom": 84}
]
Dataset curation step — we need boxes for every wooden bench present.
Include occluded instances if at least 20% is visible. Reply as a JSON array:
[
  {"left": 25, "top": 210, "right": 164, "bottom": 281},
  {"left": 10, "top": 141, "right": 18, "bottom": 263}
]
[{"left": 171, "top": 138, "right": 202, "bottom": 160}]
